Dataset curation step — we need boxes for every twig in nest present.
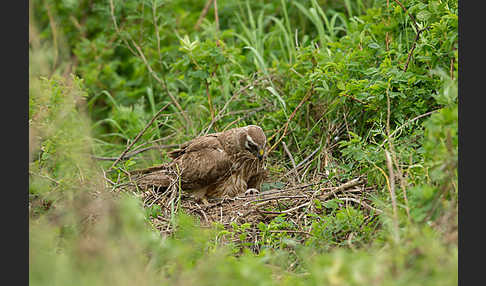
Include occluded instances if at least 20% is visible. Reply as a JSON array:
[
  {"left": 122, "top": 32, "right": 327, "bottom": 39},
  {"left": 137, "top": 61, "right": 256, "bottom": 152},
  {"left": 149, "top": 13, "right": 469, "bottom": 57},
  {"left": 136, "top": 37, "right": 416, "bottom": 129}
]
[
  {"left": 266, "top": 230, "right": 312, "bottom": 236},
  {"left": 29, "top": 171, "right": 60, "bottom": 185},
  {"left": 101, "top": 168, "right": 115, "bottom": 187},
  {"left": 195, "top": 203, "right": 209, "bottom": 223},
  {"left": 338, "top": 197, "right": 383, "bottom": 214},
  {"left": 281, "top": 146, "right": 321, "bottom": 178},
  {"left": 109, "top": 102, "right": 171, "bottom": 170},
  {"left": 331, "top": 177, "right": 363, "bottom": 193},
  {"left": 282, "top": 141, "right": 301, "bottom": 183},
  {"left": 282, "top": 202, "right": 311, "bottom": 214},
  {"left": 246, "top": 195, "right": 307, "bottom": 206}
]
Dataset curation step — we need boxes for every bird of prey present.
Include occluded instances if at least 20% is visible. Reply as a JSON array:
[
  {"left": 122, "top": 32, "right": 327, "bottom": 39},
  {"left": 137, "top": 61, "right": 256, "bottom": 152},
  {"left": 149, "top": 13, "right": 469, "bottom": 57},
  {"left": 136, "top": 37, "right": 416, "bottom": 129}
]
[{"left": 133, "top": 125, "right": 268, "bottom": 204}]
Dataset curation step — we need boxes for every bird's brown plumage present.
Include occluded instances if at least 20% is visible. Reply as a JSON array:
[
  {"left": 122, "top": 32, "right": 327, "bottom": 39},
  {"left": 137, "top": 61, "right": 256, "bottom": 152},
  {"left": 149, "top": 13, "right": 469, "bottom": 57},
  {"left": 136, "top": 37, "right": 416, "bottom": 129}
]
[{"left": 134, "top": 125, "right": 267, "bottom": 202}]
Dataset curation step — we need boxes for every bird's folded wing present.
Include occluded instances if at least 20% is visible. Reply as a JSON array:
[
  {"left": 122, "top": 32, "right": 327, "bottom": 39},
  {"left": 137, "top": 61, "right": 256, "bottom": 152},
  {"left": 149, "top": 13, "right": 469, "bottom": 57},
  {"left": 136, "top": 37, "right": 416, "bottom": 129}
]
[
  {"left": 168, "top": 134, "right": 219, "bottom": 159},
  {"left": 176, "top": 137, "right": 233, "bottom": 190}
]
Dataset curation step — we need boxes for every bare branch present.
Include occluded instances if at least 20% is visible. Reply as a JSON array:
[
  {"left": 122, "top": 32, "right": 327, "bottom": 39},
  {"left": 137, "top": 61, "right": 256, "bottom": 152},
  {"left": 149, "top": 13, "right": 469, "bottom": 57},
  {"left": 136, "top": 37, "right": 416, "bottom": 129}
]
[
  {"left": 282, "top": 141, "right": 301, "bottom": 183},
  {"left": 268, "top": 84, "right": 315, "bottom": 153},
  {"left": 380, "top": 109, "right": 440, "bottom": 148},
  {"left": 194, "top": 0, "right": 214, "bottom": 30},
  {"left": 201, "top": 77, "right": 265, "bottom": 136},
  {"left": 109, "top": 102, "right": 171, "bottom": 170},
  {"left": 385, "top": 149, "right": 399, "bottom": 241},
  {"left": 403, "top": 27, "right": 428, "bottom": 72},
  {"left": 337, "top": 197, "right": 383, "bottom": 214},
  {"left": 214, "top": 0, "right": 219, "bottom": 31},
  {"left": 92, "top": 144, "right": 178, "bottom": 161},
  {"left": 391, "top": 0, "right": 419, "bottom": 33}
]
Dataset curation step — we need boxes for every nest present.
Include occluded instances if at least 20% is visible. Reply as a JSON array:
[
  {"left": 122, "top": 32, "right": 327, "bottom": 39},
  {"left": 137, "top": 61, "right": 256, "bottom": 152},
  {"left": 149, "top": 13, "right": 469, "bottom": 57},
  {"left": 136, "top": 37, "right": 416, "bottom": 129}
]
[{"left": 115, "top": 174, "right": 383, "bottom": 250}]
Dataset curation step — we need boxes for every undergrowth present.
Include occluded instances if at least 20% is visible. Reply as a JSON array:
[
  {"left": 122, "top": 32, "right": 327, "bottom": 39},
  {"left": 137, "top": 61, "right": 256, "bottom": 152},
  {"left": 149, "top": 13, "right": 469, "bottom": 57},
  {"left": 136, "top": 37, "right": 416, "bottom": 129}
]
[{"left": 30, "top": 0, "right": 457, "bottom": 285}]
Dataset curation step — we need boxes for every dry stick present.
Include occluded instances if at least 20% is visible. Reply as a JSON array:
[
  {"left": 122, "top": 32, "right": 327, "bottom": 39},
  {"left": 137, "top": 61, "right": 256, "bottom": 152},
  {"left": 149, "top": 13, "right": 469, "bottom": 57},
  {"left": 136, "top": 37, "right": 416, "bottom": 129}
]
[
  {"left": 391, "top": 0, "right": 420, "bottom": 32},
  {"left": 214, "top": 0, "right": 219, "bottom": 31},
  {"left": 44, "top": 1, "right": 59, "bottom": 74},
  {"left": 128, "top": 134, "right": 175, "bottom": 154},
  {"left": 222, "top": 105, "right": 269, "bottom": 131},
  {"left": 152, "top": 0, "right": 163, "bottom": 70},
  {"left": 341, "top": 93, "right": 367, "bottom": 105},
  {"left": 131, "top": 42, "right": 190, "bottom": 126},
  {"left": 152, "top": 0, "right": 192, "bottom": 134},
  {"left": 108, "top": 0, "right": 137, "bottom": 56},
  {"left": 268, "top": 84, "right": 315, "bottom": 153},
  {"left": 205, "top": 80, "right": 215, "bottom": 122},
  {"left": 282, "top": 141, "right": 301, "bottom": 183},
  {"left": 194, "top": 0, "right": 214, "bottom": 30},
  {"left": 110, "top": 0, "right": 189, "bottom": 127},
  {"left": 248, "top": 195, "right": 308, "bottom": 205},
  {"left": 385, "top": 150, "right": 400, "bottom": 241},
  {"left": 395, "top": 158, "right": 411, "bottom": 221},
  {"left": 385, "top": 88, "right": 392, "bottom": 143},
  {"left": 202, "top": 78, "right": 263, "bottom": 135},
  {"left": 379, "top": 109, "right": 440, "bottom": 148},
  {"left": 92, "top": 144, "right": 178, "bottom": 161},
  {"left": 237, "top": 181, "right": 325, "bottom": 199},
  {"left": 450, "top": 58, "right": 454, "bottom": 80},
  {"left": 101, "top": 168, "right": 116, "bottom": 187},
  {"left": 385, "top": 0, "right": 390, "bottom": 51},
  {"left": 29, "top": 171, "right": 60, "bottom": 185},
  {"left": 109, "top": 102, "right": 171, "bottom": 170},
  {"left": 338, "top": 197, "right": 383, "bottom": 214},
  {"left": 195, "top": 203, "right": 209, "bottom": 224},
  {"left": 403, "top": 27, "right": 427, "bottom": 72},
  {"left": 390, "top": 0, "right": 426, "bottom": 72},
  {"left": 385, "top": 89, "right": 411, "bottom": 221},
  {"left": 266, "top": 230, "right": 311, "bottom": 236},
  {"left": 282, "top": 202, "right": 311, "bottom": 214},
  {"left": 282, "top": 146, "right": 321, "bottom": 178},
  {"left": 250, "top": 178, "right": 363, "bottom": 209},
  {"left": 221, "top": 105, "right": 271, "bottom": 131}
]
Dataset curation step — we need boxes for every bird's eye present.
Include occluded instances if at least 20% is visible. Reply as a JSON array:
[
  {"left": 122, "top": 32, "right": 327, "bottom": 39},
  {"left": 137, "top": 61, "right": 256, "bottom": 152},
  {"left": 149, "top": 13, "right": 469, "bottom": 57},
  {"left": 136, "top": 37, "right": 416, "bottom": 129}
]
[{"left": 246, "top": 141, "right": 258, "bottom": 152}]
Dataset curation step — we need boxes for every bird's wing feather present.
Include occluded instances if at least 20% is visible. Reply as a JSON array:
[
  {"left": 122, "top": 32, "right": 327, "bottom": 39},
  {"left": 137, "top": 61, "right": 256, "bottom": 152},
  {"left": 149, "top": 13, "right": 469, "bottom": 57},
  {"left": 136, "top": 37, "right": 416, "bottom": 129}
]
[
  {"left": 168, "top": 134, "right": 219, "bottom": 159},
  {"left": 174, "top": 136, "right": 233, "bottom": 190}
]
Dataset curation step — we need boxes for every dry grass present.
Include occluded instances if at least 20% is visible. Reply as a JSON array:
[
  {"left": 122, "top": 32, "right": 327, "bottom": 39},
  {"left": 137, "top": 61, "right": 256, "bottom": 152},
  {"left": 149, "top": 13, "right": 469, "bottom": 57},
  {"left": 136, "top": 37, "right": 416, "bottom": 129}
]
[{"left": 111, "top": 169, "right": 382, "bottom": 251}]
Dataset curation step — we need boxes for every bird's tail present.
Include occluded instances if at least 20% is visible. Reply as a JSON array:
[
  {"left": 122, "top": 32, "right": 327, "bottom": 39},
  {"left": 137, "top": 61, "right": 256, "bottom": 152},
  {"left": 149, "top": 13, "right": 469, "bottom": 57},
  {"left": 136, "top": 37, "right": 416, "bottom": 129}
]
[
  {"left": 130, "top": 164, "right": 174, "bottom": 189},
  {"left": 130, "top": 163, "right": 167, "bottom": 175}
]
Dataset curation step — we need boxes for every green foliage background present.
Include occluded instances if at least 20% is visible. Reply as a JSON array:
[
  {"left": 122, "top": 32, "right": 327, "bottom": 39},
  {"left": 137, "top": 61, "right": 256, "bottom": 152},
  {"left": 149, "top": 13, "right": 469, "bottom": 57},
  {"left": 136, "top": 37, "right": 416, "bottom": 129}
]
[{"left": 29, "top": 0, "right": 457, "bottom": 285}]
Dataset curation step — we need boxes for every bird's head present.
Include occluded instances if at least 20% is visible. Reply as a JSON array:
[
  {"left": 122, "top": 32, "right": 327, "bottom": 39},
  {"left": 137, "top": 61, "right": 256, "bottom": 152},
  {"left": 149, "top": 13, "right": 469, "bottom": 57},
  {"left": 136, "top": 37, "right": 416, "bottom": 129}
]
[{"left": 242, "top": 125, "right": 266, "bottom": 160}]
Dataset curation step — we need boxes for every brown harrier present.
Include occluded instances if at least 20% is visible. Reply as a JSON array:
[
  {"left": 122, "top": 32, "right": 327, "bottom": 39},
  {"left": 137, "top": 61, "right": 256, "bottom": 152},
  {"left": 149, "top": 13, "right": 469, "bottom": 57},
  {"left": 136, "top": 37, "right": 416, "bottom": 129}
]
[{"left": 134, "top": 125, "right": 267, "bottom": 204}]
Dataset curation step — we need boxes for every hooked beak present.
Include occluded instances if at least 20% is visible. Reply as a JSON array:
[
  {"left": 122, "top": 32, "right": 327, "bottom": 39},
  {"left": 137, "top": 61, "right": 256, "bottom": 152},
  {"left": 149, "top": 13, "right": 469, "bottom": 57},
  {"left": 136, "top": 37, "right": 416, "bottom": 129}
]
[{"left": 257, "top": 148, "right": 264, "bottom": 160}]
